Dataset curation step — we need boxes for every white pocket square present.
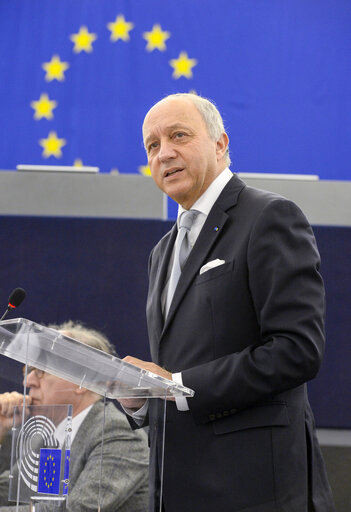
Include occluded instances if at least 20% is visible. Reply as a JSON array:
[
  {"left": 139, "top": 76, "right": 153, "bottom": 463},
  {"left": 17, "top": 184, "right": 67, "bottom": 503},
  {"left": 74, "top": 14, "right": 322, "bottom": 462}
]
[{"left": 200, "top": 259, "right": 225, "bottom": 275}]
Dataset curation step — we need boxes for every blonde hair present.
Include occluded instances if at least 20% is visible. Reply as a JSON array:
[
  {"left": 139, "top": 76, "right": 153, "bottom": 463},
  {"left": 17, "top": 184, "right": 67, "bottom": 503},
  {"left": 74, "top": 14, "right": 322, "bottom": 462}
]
[{"left": 49, "top": 320, "right": 118, "bottom": 356}]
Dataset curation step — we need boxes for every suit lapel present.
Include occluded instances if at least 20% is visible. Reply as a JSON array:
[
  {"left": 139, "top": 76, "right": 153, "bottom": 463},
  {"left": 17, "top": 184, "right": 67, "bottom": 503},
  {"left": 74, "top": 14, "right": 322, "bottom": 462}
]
[
  {"left": 161, "top": 174, "right": 246, "bottom": 337},
  {"left": 149, "top": 224, "right": 177, "bottom": 344}
]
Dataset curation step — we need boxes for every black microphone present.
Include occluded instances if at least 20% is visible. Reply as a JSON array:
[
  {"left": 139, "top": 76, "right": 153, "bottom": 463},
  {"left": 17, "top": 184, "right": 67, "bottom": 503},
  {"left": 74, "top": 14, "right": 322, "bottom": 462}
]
[{"left": 0, "top": 288, "right": 27, "bottom": 321}]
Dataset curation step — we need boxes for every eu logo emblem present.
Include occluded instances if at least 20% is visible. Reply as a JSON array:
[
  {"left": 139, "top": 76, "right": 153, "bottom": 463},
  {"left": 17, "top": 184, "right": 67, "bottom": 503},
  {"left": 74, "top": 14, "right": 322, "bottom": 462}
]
[{"left": 37, "top": 448, "right": 62, "bottom": 494}]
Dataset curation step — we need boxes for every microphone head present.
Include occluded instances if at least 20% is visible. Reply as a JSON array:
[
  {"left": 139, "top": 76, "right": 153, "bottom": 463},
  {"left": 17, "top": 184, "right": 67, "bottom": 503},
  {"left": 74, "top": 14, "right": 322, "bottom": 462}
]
[{"left": 8, "top": 287, "right": 26, "bottom": 308}]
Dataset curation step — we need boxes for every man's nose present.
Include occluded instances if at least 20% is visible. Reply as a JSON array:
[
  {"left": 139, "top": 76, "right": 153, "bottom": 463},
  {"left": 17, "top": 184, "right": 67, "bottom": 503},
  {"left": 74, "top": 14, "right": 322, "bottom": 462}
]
[
  {"left": 23, "top": 371, "right": 35, "bottom": 388},
  {"left": 158, "top": 140, "right": 176, "bottom": 162}
]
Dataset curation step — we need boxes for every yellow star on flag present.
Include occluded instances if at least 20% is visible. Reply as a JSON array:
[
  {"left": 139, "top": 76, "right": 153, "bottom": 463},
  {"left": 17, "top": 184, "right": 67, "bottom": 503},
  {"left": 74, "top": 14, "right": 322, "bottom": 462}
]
[
  {"left": 143, "top": 24, "right": 170, "bottom": 52},
  {"left": 42, "top": 55, "right": 70, "bottom": 82},
  {"left": 169, "top": 51, "right": 197, "bottom": 79},
  {"left": 70, "top": 26, "right": 97, "bottom": 53},
  {"left": 39, "top": 131, "right": 66, "bottom": 158},
  {"left": 138, "top": 164, "right": 151, "bottom": 177},
  {"left": 107, "top": 15, "right": 134, "bottom": 42},
  {"left": 30, "top": 93, "right": 57, "bottom": 120},
  {"left": 74, "top": 159, "right": 83, "bottom": 167}
]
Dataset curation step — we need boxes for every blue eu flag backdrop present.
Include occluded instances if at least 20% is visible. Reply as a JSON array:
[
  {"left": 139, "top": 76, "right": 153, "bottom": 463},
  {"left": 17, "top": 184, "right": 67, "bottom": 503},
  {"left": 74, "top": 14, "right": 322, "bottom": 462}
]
[
  {"left": 37, "top": 448, "right": 62, "bottom": 495},
  {"left": 0, "top": 0, "right": 350, "bottom": 196}
]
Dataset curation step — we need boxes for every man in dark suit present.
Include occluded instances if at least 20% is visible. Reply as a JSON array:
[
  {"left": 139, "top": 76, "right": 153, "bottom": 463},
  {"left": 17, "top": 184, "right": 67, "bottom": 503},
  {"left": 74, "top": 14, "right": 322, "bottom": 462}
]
[{"left": 121, "top": 93, "right": 335, "bottom": 511}]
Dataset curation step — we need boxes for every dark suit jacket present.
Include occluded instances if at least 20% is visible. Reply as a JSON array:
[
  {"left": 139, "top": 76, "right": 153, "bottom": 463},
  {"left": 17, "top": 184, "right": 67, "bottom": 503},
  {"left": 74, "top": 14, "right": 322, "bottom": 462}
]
[{"left": 146, "top": 174, "right": 335, "bottom": 512}]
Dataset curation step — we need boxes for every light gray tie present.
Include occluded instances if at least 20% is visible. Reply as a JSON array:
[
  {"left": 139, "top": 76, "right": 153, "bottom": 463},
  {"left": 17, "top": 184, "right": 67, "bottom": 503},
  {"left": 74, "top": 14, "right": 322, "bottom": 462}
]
[{"left": 165, "top": 209, "right": 199, "bottom": 317}]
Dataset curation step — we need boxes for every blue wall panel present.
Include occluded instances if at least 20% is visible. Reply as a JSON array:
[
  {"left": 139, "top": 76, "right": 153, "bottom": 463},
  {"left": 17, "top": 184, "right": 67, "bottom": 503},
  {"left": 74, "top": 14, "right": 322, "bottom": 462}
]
[{"left": 0, "top": 216, "right": 350, "bottom": 427}]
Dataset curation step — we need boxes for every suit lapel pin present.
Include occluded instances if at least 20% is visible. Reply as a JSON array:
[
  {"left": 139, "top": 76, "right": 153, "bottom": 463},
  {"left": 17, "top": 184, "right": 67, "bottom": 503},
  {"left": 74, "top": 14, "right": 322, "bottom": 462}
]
[{"left": 213, "top": 226, "right": 219, "bottom": 232}]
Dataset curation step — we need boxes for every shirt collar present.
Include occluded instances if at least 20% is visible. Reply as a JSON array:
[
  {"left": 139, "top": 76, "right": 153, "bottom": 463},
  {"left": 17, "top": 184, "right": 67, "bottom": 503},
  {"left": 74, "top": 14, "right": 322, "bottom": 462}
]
[
  {"left": 177, "top": 167, "right": 233, "bottom": 223},
  {"left": 55, "top": 403, "right": 94, "bottom": 445}
]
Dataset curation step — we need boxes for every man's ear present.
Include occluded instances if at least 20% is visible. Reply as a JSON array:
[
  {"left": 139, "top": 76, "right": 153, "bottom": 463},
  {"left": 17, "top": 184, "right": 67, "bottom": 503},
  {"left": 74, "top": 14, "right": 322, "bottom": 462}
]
[{"left": 216, "top": 132, "right": 229, "bottom": 161}]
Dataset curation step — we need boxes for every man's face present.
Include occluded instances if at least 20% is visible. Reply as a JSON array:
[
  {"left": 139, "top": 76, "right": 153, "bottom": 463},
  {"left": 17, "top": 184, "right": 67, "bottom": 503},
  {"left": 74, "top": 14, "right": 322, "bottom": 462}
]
[
  {"left": 25, "top": 369, "right": 76, "bottom": 406},
  {"left": 143, "top": 97, "right": 227, "bottom": 209}
]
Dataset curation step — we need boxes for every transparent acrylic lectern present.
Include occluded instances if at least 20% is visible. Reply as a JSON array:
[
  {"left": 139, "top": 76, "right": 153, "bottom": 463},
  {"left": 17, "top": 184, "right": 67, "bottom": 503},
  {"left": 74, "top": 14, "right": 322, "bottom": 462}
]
[{"left": 0, "top": 318, "right": 194, "bottom": 511}]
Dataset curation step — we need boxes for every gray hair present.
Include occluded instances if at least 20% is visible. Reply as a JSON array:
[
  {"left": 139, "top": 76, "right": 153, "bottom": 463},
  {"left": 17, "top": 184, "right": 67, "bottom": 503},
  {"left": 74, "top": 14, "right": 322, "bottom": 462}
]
[
  {"left": 151, "top": 92, "right": 231, "bottom": 166},
  {"left": 48, "top": 320, "right": 118, "bottom": 356}
]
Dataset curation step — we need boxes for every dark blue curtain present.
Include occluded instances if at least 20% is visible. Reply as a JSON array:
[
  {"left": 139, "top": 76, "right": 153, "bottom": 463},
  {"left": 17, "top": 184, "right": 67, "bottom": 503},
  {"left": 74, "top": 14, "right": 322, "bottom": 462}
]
[{"left": 0, "top": 216, "right": 350, "bottom": 428}]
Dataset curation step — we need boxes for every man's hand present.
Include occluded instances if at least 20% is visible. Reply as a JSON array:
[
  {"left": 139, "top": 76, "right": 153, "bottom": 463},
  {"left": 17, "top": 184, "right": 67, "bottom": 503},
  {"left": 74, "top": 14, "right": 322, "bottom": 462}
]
[
  {"left": 117, "top": 356, "right": 174, "bottom": 411},
  {"left": 123, "top": 356, "right": 173, "bottom": 381},
  {"left": 0, "top": 392, "right": 32, "bottom": 435},
  {"left": 117, "top": 397, "right": 148, "bottom": 411}
]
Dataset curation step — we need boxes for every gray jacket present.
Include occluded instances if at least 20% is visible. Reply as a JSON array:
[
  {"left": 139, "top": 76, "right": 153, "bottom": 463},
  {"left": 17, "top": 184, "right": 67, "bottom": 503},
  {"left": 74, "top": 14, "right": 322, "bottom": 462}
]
[{"left": 0, "top": 400, "right": 149, "bottom": 511}]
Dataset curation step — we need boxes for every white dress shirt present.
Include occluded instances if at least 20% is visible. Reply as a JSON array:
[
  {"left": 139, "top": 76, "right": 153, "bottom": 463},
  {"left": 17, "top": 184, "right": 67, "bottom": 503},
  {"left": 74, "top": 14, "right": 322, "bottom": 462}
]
[
  {"left": 171, "top": 168, "right": 233, "bottom": 410},
  {"left": 160, "top": 168, "right": 233, "bottom": 317},
  {"left": 129, "top": 168, "right": 233, "bottom": 420}
]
